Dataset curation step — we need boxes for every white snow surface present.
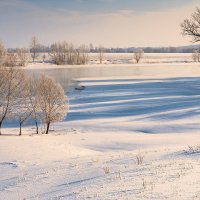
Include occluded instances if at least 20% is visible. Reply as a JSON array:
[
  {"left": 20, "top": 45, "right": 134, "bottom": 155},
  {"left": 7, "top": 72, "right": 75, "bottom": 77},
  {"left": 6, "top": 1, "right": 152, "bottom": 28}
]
[{"left": 1, "top": 63, "right": 200, "bottom": 199}]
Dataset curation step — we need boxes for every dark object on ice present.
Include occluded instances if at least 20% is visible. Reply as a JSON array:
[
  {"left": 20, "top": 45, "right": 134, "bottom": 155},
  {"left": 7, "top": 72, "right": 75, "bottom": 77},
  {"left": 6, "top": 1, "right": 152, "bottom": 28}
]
[{"left": 75, "top": 86, "right": 85, "bottom": 91}]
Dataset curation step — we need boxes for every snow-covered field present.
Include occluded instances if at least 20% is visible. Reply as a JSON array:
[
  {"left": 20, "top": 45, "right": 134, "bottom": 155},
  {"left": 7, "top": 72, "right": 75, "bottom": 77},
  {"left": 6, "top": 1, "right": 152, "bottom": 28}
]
[
  {"left": 1, "top": 63, "right": 200, "bottom": 199},
  {"left": 89, "top": 53, "right": 192, "bottom": 64},
  {"left": 34, "top": 53, "right": 193, "bottom": 65}
]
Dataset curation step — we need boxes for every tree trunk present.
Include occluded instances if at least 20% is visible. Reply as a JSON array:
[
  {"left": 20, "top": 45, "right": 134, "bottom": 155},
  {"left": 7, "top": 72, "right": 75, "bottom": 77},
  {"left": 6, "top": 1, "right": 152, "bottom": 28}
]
[
  {"left": 32, "top": 53, "right": 35, "bottom": 63},
  {"left": 19, "top": 122, "right": 22, "bottom": 136},
  {"left": 0, "top": 121, "right": 2, "bottom": 135},
  {"left": 45, "top": 122, "right": 50, "bottom": 134},
  {"left": 35, "top": 120, "right": 39, "bottom": 134}
]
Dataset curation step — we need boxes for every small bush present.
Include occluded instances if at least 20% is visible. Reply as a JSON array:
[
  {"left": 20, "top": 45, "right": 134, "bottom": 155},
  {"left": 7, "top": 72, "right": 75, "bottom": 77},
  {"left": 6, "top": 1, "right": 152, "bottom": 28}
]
[
  {"left": 142, "top": 178, "right": 147, "bottom": 189},
  {"left": 103, "top": 166, "right": 110, "bottom": 174},
  {"left": 135, "top": 153, "right": 144, "bottom": 165},
  {"left": 183, "top": 145, "right": 200, "bottom": 154}
]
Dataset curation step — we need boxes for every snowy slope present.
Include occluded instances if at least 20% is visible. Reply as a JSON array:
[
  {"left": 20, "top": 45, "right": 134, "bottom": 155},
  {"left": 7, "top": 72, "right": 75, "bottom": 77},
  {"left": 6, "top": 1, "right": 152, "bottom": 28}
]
[{"left": 1, "top": 70, "right": 200, "bottom": 199}]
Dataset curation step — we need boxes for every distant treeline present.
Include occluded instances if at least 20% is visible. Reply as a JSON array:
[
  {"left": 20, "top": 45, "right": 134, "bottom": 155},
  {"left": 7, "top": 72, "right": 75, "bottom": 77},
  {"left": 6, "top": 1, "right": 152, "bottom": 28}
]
[
  {"left": 7, "top": 45, "right": 200, "bottom": 54},
  {"left": 104, "top": 47, "right": 199, "bottom": 53}
]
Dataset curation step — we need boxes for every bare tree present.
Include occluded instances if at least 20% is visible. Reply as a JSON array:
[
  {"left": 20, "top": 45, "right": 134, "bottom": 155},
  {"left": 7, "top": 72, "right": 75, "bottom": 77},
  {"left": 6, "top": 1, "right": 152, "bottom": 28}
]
[
  {"left": 4, "top": 53, "right": 17, "bottom": 67},
  {"left": 134, "top": 49, "right": 144, "bottom": 63},
  {"left": 98, "top": 46, "right": 105, "bottom": 64},
  {"left": 30, "top": 36, "right": 40, "bottom": 63},
  {"left": 192, "top": 48, "right": 200, "bottom": 62},
  {"left": 42, "top": 54, "right": 46, "bottom": 63},
  {"left": 16, "top": 48, "right": 29, "bottom": 66},
  {"left": 27, "top": 77, "right": 40, "bottom": 134},
  {"left": 0, "top": 67, "right": 7, "bottom": 97},
  {"left": 181, "top": 7, "right": 200, "bottom": 43},
  {"left": 0, "top": 68, "right": 26, "bottom": 135},
  {"left": 0, "top": 41, "right": 6, "bottom": 65},
  {"left": 68, "top": 43, "right": 75, "bottom": 64},
  {"left": 50, "top": 42, "right": 69, "bottom": 65},
  {"left": 13, "top": 79, "right": 33, "bottom": 136},
  {"left": 80, "top": 45, "right": 89, "bottom": 64},
  {"left": 75, "top": 45, "right": 89, "bottom": 65},
  {"left": 36, "top": 75, "right": 68, "bottom": 134}
]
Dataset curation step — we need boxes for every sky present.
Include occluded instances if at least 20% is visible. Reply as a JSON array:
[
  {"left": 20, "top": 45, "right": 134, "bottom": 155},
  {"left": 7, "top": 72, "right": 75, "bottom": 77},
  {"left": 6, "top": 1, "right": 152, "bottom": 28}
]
[{"left": 0, "top": 0, "right": 200, "bottom": 48}]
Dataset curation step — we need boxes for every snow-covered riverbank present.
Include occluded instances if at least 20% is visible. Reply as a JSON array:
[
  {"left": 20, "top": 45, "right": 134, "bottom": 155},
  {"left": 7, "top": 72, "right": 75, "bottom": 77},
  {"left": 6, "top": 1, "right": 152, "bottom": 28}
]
[{"left": 1, "top": 73, "right": 200, "bottom": 199}]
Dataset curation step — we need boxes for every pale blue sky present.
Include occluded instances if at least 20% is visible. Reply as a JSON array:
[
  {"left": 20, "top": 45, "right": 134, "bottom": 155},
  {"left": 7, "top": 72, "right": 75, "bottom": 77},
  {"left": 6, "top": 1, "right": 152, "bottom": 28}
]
[
  {"left": 11, "top": 0, "right": 197, "bottom": 12},
  {"left": 1, "top": 0, "right": 200, "bottom": 47}
]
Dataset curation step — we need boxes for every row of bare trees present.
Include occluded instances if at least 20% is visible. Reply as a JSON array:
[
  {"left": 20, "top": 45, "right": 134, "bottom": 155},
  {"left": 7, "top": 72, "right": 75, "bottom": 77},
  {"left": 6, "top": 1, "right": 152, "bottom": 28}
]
[
  {"left": 0, "top": 41, "right": 29, "bottom": 67},
  {"left": 50, "top": 42, "right": 89, "bottom": 65},
  {"left": 0, "top": 37, "right": 45, "bottom": 66},
  {"left": 1, "top": 38, "right": 146, "bottom": 66},
  {"left": 0, "top": 67, "right": 68, "bottom": 136}
]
